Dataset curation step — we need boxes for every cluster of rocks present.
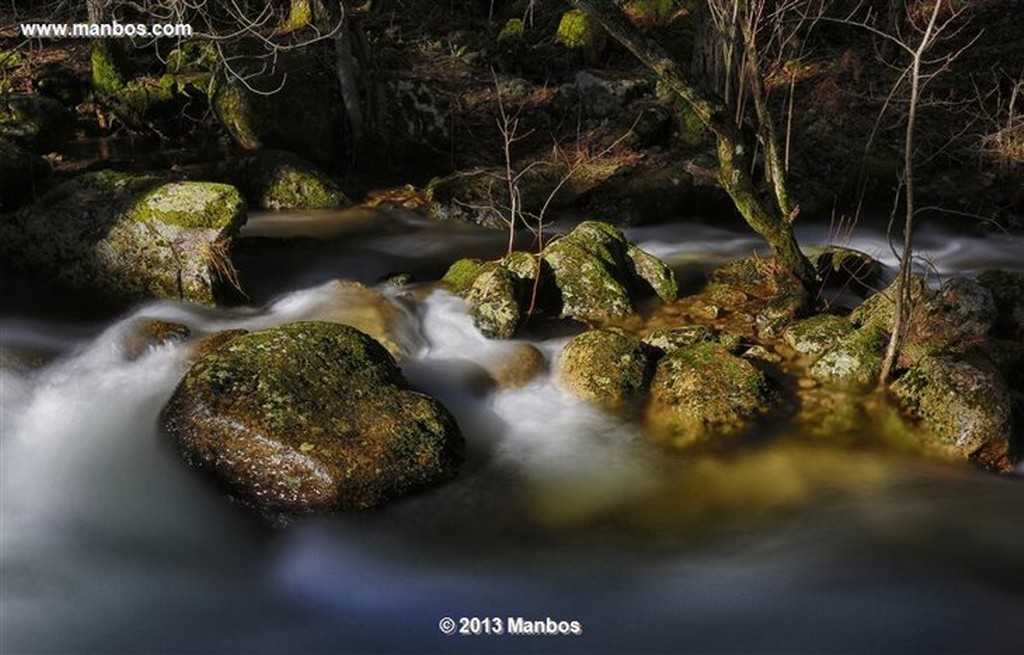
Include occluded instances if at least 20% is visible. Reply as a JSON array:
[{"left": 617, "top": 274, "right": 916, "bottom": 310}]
[{"left": 440, "top": 221, "right": 677, "bottom": 338}]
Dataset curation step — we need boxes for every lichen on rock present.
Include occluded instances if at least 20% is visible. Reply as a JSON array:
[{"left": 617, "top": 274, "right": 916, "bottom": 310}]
[
  {"left": 161, "top": 321, "right": 465, "bottom": 514},
  {"left": 891, "top": 355, "right": 1016, "bottom": 472},
  {"left": 0, "top": 170, "right": 247, "bottom": 306},
  {"left": 646, "top": 343, "right": 774, "bottom": 448},
  {"left": 558, "top": 329, "right": 655, "bottom": 413},
  {"left": 783, "top": 314, "right": 855, "bottom": 357}
]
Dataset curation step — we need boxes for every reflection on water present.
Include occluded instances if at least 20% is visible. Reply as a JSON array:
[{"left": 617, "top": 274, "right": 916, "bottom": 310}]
[{"left": 2, "top": 215, "right": 1023, "bottom": 653}]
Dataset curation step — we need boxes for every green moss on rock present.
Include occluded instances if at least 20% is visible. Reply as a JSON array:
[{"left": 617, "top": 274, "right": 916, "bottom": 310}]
[
  {"left": 228, "top": 150, "right": 347, "bottom": 210},
  {"left": 646, "top": 343, "right": 774, "bottom": 448},
  {"left": 626, "top": 243, "right": 677, "bottom": 302},
  {"left": 466, "top": 265, "right": 521, "bottom": 339},
  {"left": 809, "top": 324, "right": 888, "bottom": 387},
  {"left": 441, "top": 258, "right": 487, "bottom": 293},
  {"left": 783, "top": 314, "right": 855, "bottom": 357},
  {"left": 162, "top": 321, "right": 465, "bottom": 513},
  {"left": 891, "top": 355, "right": 1015, "bottom": 472},
  {"left": 0, "top": 170, "right": 247, "bottom": 305},
  {"left": 558, "top": 329, "right": 654, "bottom": 413}
]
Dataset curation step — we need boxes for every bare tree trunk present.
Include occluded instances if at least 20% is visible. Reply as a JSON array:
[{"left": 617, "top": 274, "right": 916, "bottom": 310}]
[{"left": 570, "top": 0, "right": 816, "bottom": 286}]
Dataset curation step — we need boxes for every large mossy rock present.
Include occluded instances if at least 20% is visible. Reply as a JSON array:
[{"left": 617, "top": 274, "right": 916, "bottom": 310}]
[
  {"left": 646, "top": 343, "right": 774, "bottom": 448},
  {"left": 0, "top": 138, "right": 49, "bottom": 210},
  {"left": 210, "top": 56, "right": 342, "bottom": 169},
  {"left": 891, "top": 355, "right": 1016, "bottom": 472},
  {"left": 0, "top": 170, "right": 247, "bottom": 305},
  {"left": 542, "top": 221, "right": 677, "bottom": 323},
  {"left": 225, "top": 150, "right": 348, "bottom": 210},
  {"left": 162, "top": 322, "right": 464, "bottom": 513},
  {"left": 0, "top": 94, "right": 75, "bottom": 153},
  {"left": 558, "top": 329, "right": 654, "bottom": 413}
]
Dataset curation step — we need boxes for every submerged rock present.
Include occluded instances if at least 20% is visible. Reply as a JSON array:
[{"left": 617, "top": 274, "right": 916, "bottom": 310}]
[
  {"left": 486, "top": 342, "right": 547, "bottom": 389},
  {"left": 558, "top": 329, "right": 654, "bottom": 413},
  {"left": 162, "top": 322, "right": 464, "bottom": 514},
  {"left": 0, "top": 170, "right": 247, "bottom": 306},
  {"left": 646, "top": 343, "right": 774, "bottom": 448},
  {"left": 123, "top": 319, "right": 191, "bottom": 360},
  {"left": 891, "top": 355, "right": 1016, "bottom": 473}
]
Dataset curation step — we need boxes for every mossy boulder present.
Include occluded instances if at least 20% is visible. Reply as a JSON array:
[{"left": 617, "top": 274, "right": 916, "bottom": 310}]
[
  {"left": 0, "top": 138, "right": 49, "bottom": 210},
  {"left": 441, "top": 258, "right": 487, "bottom": 292},
  {"left": 0, "top": 94, "right": 75, "bottom": 154},
  {"left": 226, "top": 150, "right": 348, "bottom": 210},
  {"left": 542, "top": 221, "right": 676, "bottom": 323},
  {"left": 782, "top": 314, "right": 855, "bottom": 357},
  {"left": 646, "top": 343, "right": 774, "bottom": 448},
  {"left": 809, "top": 325, "right": 888, "bottom": 387},
  {"left": 102, "top": 73, "right": 211, "bottom": 131},
  {"left": 162, "top": 322, "right": 464, "bottom": 514},
  {"left": 0, "top": 171, "right": 247, "bottom": 305},
  {"left": 891, "top": 355, "right": 1016, "bottom": 473},
  {"left": 850, "top": 275, "right": 929, "bottom": 329},
  {"left": 558, "top": 329, "right": 655, "bottom": 413},
  {"left": 466, "top": 265, "right": 522, "bottom": 339}
]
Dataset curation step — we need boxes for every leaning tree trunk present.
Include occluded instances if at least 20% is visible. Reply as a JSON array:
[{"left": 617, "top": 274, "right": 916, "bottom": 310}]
[{"left": 570, "top": 0, "right": 817, "bottom": 286}]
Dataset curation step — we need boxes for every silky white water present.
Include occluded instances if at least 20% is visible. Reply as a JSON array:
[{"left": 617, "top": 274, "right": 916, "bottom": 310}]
[{"left": 2, "top": 215, "right": 1022, "bottom": 653}]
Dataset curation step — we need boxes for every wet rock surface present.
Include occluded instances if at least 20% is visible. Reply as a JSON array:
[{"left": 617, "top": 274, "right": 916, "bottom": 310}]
[{"left": 162, "top": 322, "right": 465, "bottom": 514}]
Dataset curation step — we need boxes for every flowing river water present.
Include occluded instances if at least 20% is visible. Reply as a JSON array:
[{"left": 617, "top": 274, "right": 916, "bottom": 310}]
[{"left": 2, "top": 211, "right": 1022, "bottom": 653}]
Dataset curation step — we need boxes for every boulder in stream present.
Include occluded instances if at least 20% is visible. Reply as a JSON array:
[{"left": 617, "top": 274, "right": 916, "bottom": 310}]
[
  {"left": 0, "top": 170, "right": 247, "bottom": 306},
  {"left": 162, "top": 321, "right": 465, "bottom": 514},
  {"left": 646, "top": 343, "right": 774, "bottom": 448},
  {"left": 558, "top": 329, "right": 655, "bottom": 413},
  {"left": 891, "top": 355, "right": 1016, "bottom": 473}
]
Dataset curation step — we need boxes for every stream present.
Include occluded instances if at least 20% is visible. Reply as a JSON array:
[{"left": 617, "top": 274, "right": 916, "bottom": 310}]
[{"left": 2, "top": 212, "right": 1022, "bottom": 653}]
